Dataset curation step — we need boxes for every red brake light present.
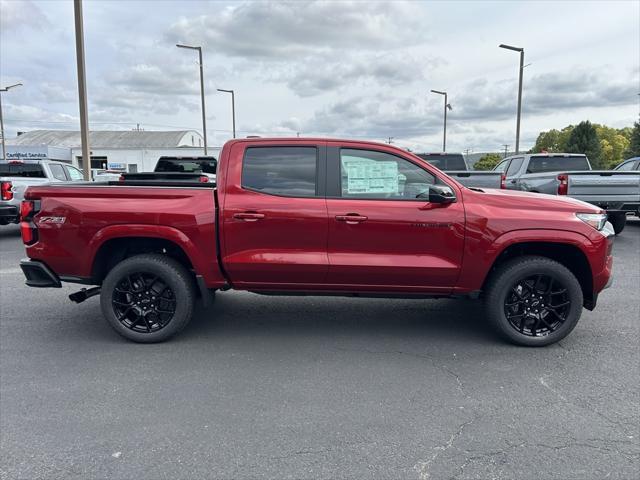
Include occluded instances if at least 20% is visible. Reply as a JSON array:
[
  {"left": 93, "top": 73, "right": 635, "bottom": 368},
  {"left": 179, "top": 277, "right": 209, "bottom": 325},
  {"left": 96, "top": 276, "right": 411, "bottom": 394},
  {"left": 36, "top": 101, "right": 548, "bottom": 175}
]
[
  {"left": 557, "top": 174, "right": 568, "bottom": 195},
  {"left": 20, "top": 200, "right": 39, "bottom": 245},
  {"left": 1, "top": 181, "right": 13, "bottom": 200},
  {"left": 199, "top": 175, "right": 209, "bottom": 183},
  {"left": 500, "top": 174, "right": 506, "bottom": 189},
  {"left": 118, "top": 175, "right": 125, "bottom": 181}
]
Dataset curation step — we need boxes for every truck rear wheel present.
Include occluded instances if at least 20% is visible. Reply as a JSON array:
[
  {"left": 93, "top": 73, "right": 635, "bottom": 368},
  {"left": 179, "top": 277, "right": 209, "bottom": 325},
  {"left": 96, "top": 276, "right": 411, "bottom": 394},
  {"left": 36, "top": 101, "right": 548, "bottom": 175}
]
[
  {"left": 484, "top": 256, "right": 583, "bottom": 347},
  {"left": 607, "top": 212, "right": 626, "bottom": 234},
  {"left": 100, "top": 254, "right": 195, "bottom": 343}
]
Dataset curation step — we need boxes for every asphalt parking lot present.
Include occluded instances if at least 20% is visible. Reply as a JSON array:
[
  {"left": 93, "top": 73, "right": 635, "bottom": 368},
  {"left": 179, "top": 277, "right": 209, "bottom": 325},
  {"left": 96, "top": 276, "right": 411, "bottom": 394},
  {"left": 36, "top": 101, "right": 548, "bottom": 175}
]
[{"left": 1, "top": 220, "right": 638, "bottom": 480}]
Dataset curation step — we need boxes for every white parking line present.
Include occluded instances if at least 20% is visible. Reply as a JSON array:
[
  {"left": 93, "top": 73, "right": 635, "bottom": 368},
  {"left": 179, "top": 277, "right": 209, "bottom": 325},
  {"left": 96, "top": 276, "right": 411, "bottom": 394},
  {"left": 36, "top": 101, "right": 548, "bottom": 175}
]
[{"left": 0, "top": 268, "right": 22, "bottom": 275}]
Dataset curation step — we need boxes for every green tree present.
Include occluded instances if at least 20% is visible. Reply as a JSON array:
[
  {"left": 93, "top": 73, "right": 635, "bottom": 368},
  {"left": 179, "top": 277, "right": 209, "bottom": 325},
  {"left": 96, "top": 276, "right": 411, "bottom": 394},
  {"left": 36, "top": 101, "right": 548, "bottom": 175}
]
[
  {"left": 565, "top": 120, "right": 602, "bottom": 168},
  {"left": 624, "top": 120, "right": 640, "bottom": 158},
  {"left": 530, "top": 126, "right": 574, "bottom": 153},
  {"left": 474, "top": 153, "right": 503, "bottom": 170},
  {"left": 596, "top": 125, "right": 631, "bottom": 169}
]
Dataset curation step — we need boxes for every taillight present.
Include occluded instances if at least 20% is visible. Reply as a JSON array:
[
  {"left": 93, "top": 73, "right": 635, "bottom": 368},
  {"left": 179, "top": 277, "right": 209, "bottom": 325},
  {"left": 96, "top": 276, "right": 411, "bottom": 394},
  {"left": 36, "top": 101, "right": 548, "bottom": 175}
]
[
  {"left": 557, "top": 174, "right": 568, "bottom": 195},
  {"left": 500, "top": 174, "right": 506, "bottom": 189},
  {"left": 1, "top": 181, "right": 13, "bottom": 200},
  {"left": 199, "top": 176, "right": 209, "bottom": 183},
  {"left": 118, "top": 175, "right": 125, "bottom": 181},
  {"left": 20, "top": 200, "right": 40, "bottom": 245}
]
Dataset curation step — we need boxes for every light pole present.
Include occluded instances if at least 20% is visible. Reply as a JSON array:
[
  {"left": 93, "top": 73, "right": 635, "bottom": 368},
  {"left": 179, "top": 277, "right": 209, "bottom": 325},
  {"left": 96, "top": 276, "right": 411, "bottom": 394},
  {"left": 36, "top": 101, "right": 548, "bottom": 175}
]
[
  {"left": 217, "top": 88, "right": 236, "bottom": 139},
  {"left": 177, "top": 44, "right": 208, "bottom": 154},
  {"left": 0, "top": 83, "right": 22, "bottom": 161},
  {"left": 74, "top": 0, "right": 91, "bottom": 180},
  {"left": 499, "top": 43, "right": 524, "bottom": 154},
  {"left": 430, "top": 89, "right": 452, "bottom": 152}
]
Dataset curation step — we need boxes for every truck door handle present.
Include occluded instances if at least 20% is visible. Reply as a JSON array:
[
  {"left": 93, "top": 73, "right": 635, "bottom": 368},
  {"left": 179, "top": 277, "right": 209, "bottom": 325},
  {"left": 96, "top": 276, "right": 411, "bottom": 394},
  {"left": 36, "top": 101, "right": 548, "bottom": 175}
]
[
  {"left": 510, "top": 179, "right": 517, "bottom": 184},
  {"left": 335, "top": 214, "right": 368, "bottom": 224},
  {"left": 233, "top": 212, "right": 265, "bottom": 221}
]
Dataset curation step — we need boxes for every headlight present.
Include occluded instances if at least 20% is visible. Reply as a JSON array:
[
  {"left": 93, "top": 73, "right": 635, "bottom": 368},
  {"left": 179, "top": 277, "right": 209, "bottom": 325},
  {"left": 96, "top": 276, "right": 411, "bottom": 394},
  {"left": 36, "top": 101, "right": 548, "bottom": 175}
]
[{"left": 576, "top": 212, "right": 607, "bottom": 231}]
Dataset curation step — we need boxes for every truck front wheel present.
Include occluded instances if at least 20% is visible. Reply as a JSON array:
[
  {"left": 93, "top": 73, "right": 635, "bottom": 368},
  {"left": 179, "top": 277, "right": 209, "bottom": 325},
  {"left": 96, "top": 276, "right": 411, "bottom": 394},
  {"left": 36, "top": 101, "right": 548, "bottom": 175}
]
[
  {"left": 607, "top": 212, "right": 626, "bottom": 234},
  {"left": 484, "top": 256, "right": 583, "bottom": 347},
  {"left": 100, "top": 254, "right": 195, "bottom": 343}
]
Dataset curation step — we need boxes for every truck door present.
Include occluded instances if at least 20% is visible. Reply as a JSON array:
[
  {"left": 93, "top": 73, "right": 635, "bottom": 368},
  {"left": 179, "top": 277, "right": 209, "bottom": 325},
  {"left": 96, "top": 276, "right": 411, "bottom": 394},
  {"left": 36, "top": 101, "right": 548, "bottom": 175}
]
[
  {"left": 221, "top": 143, "right": 329, "bottom": 287},
  {"left": 324, "top": 145, "right": 465, "bottom": 292},
  {"left": 504, "top": 156, "right": 524, "bottom": 190}
]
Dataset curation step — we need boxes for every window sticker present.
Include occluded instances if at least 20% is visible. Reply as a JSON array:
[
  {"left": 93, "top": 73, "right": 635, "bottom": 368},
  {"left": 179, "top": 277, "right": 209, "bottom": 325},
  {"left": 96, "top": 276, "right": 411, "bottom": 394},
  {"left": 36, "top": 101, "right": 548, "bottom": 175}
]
[{"left": 342, "top": 157, "right": 399, "bottom": 195}]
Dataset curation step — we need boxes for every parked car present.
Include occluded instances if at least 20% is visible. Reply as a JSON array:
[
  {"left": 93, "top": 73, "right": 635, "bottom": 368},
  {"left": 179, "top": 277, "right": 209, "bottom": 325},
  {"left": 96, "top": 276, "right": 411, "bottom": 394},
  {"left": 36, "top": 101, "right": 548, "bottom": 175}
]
[
  {"left": 19, "top": 138, "right": 614, "bottom": 347},
  {"left": 493, "top": 153, "right": 640, "bottom": 233},
  {"left": 416, "top": 153, "right": 504, "bottom": 189},
  {"left": 614, "top": 157, "right": 640, "bottom": 171},
  {"left": 0, "top": 160, "right": 85, "bottom": 225},
  {"left": 154, "top": 156, "right": 217, "bottom": 181}
]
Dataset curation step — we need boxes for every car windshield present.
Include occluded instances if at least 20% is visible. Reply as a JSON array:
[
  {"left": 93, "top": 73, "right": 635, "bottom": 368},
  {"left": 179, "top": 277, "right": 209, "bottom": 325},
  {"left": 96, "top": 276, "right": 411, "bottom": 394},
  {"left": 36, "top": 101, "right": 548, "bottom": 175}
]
[
  {"left": 0, "top": 162, "right": 46, "bottom": 178},
  {"left": 416, "top": 154, "right": 466, "bottom": 171},
  {"left": 155, "top": 157, "right": 217, "bottom": 174},
  {"left": 527, "top": 155, "right": 589, "bottom": 173}
]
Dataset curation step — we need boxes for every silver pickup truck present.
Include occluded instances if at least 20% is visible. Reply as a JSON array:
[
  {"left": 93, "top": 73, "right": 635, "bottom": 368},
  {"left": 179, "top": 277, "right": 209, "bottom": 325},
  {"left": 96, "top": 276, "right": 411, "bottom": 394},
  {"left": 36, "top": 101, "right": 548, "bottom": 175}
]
[
  {"left": 416, "top": 153, "right": 504, "bottom": 189},
  {"left": 494, "top": 153, "right": 640, "bottom": 233},
  {"left": 0, "top": 160, "right": 85, "bottom": 225}
]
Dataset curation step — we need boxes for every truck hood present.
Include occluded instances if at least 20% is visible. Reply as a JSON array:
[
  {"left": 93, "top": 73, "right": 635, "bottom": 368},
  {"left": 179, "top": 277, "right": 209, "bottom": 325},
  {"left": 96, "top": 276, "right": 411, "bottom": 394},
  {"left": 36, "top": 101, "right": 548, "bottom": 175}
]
[{"left": 469, "top": 187, "right": 602, "bottom": 213}]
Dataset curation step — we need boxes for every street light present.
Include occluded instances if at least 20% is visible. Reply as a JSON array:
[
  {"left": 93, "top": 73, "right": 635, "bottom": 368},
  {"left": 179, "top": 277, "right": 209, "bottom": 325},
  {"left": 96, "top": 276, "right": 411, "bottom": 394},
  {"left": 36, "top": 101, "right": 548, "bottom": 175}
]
[
  {"left": 430, "top": 89, "right": 452, "bottom": 152},
  {"left": 74, "top": 0, "right": 91, "bottom": 180},
  {"left": 0, "top": 83, "right": 23, "bottom": 162},
  {"left": 177, "top": 43, "right": 208, "bottom": 154},
  {"left": 217, "top": 88, "right": 236, "bottom": 139},
  {"left": 499, "top": 43, "right": 524, "bottom": 154}
]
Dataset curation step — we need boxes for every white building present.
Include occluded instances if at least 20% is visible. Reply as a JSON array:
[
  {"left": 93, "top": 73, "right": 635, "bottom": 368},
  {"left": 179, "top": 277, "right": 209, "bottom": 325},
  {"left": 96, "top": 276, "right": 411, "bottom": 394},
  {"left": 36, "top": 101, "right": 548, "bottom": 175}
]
[{"left": 2, "top": 130, "right": 220, "bottom": 174}]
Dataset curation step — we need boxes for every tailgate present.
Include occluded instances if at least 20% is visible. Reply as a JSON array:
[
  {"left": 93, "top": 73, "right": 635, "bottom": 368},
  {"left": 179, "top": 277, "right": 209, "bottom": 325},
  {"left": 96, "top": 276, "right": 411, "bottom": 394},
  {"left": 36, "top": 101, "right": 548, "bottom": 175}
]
[
  {"left": 1, "top": 177, "right": 51, "bottom": 202},
  {"left": 567, "top": 171, "right": 640, "bottom": 200}
]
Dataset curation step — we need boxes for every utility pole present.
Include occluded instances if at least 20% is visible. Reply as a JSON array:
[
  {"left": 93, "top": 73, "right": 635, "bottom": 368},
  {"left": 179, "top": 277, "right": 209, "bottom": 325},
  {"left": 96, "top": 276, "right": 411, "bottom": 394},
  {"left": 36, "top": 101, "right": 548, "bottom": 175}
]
[
  {"left": 387, "top": 137, "right": 394, "bottom": 144},
  {"left": 463, "top": 148, "right": 472, "bottom": 156},
  {"left": 430, "top": 90, "right": 452, "bottom": 152},
  {"left": 503, "top": 144, "right": 510, "bottom": 158},
  {"left": 177, "top": 44, "right": 208, "bottom": 154},
  {"left": 0, "top": 83, "right": 22, "bottom": 161},
  {"left": 217, "top": 88, "right": 236, "bottom": 139},
  {"left": 499, "top": 44, "right": 524, "bottom": 154},
  {"left": 73, "top": 0, "right": 91, "bottom": 180}
]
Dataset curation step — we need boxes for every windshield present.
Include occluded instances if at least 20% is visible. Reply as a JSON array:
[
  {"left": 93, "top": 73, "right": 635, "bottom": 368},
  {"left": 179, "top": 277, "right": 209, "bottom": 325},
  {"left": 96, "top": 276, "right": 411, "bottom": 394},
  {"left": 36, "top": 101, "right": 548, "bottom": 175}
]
[
  {"left": 155, "top": 157, "right": 217, "bottom": 174},
  {"left": 527, "top": 155, "right": 589, "bottom": 173},
  {"left": 0, "top": 162, "right": 46, "bottom": 178},
  {"left": 416, "top": 154, "right": 466, "bottom": 171}
]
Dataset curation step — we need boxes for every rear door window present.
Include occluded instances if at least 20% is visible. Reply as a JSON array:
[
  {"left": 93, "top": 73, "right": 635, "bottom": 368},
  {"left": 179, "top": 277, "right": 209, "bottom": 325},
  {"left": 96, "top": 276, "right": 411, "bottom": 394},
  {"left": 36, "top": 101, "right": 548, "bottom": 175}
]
[
  {"left": 49, "top": 164, "right": 68, "bottom": 181},
  {"left": 242, "top": 146, "right": 318, "bottom": 197},
  {"left": 0, "top": 163, "right": 46, "bottom": 178},
  {"left": 527, "top": 155, "right": 589, "bottom": 173},
  {"left": 493, "top": 160, "right": 510, "bottom": 173}
]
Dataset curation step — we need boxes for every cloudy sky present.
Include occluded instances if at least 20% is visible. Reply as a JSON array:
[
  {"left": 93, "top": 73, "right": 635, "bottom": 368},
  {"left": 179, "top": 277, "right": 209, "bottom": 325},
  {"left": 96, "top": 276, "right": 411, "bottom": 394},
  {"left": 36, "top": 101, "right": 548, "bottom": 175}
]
[{"left": 1, "top": 0, "right": 638, "bottom": 152}]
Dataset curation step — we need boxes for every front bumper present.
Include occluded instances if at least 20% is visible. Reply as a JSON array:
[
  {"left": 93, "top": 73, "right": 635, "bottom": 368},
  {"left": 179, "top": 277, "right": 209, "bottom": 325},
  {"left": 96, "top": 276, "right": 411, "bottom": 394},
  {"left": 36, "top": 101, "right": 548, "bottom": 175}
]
[{"left": 20, "top": 259, "right": 61, "bottom": 288}]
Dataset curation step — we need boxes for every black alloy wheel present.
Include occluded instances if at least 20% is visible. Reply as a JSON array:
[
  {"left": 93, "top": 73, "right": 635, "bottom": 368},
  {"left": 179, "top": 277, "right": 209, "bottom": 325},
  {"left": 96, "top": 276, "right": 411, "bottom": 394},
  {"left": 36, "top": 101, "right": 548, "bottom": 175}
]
[
  {"left": 504, "top": 274, "right": 570, "bottom": 337},
  {"left": 112, "top": 273, "right": 176, "bottom": 333}
]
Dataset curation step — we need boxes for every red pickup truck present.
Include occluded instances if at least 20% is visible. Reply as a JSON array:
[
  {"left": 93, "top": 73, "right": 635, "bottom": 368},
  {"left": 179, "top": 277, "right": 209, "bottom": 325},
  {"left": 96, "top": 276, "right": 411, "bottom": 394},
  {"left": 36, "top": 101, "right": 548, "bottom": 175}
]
[{"left": 19, "top": 138, "right": 614, "bottom": 346}]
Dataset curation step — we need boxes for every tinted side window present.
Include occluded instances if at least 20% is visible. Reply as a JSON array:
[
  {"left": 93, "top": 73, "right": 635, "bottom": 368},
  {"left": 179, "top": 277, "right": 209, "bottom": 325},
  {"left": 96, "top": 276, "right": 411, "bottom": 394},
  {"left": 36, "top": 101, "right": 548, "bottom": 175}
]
[
  {"left": 49, "top": 164, "right": 68, "bottom": 181},
  {"left": 506, "top": 157, "right": 524, "bottom": 176},
  {"left": 242, "top": 147, "right": 318, "bottom": 197},
  {"left": 340, "top": 149, "right": 436, "bottom": 200},
  {"left": 527, "top": 155, "right": 590, "bottom": 173}
]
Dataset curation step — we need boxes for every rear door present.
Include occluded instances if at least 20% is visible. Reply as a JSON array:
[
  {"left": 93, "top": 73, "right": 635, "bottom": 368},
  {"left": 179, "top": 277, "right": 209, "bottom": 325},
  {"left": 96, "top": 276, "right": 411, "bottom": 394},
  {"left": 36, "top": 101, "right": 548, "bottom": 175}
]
[
  {"left": 324, "top": 144, "right": 465, "bottom": 292},
  {"left": 220, "top": 142, "right": 329, "bottom": 287}
]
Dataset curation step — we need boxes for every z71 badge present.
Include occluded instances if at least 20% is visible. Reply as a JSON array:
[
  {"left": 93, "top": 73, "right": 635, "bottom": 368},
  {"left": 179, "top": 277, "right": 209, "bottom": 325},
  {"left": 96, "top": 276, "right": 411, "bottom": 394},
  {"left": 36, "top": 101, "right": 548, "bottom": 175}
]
[{"left": 38, "top": 216, "right": 66, "bottom": 224}]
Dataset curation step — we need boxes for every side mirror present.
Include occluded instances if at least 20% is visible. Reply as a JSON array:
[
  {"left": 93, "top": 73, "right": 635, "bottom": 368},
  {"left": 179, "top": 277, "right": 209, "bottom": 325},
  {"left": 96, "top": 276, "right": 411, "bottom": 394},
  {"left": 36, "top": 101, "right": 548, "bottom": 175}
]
[{"left": 428, "top": 185, "right": 456, "bottom": 204}]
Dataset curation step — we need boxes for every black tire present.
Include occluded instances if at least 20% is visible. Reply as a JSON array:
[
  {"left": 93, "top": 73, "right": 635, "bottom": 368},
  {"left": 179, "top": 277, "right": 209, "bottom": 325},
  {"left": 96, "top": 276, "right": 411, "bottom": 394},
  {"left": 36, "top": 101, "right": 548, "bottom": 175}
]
[
  {"left": 484, "top": 256, "right": 583, "bottom": 347},
  {"left": 100, "top": 254, "right": 195, "bottom": 343},
  {"left": 608, "top": 212, "right": 626, "bottom": 235}
]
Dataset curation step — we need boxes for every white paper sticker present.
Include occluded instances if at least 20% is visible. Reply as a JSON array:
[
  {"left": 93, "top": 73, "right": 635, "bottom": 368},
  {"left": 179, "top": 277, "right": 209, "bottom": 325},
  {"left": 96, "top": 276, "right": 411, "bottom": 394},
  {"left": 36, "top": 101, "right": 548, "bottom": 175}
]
[{"left": 342, "top": 157, "right": 399, "bottom": 194}]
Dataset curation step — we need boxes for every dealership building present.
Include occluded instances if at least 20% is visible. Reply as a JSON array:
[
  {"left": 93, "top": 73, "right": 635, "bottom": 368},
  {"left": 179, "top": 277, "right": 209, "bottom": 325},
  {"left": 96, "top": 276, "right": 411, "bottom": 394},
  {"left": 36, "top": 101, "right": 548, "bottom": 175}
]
[{"left": 1, "top": 130, "right": 220, "bottom": 174}]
